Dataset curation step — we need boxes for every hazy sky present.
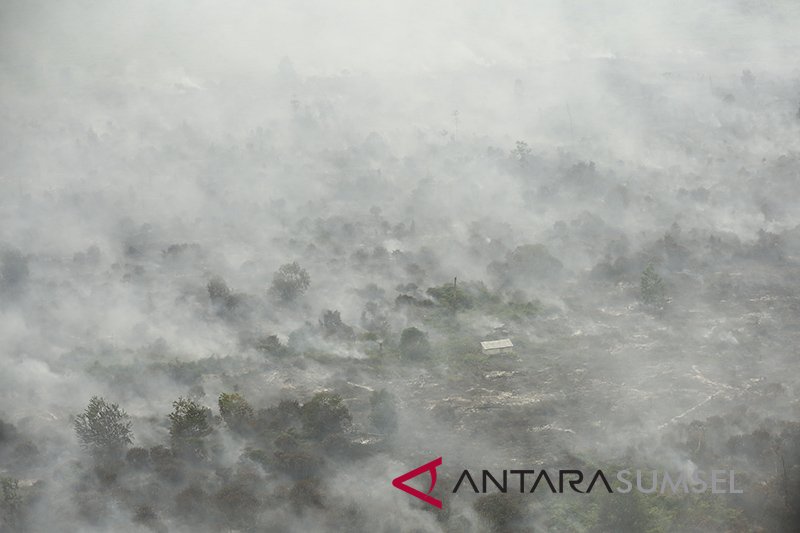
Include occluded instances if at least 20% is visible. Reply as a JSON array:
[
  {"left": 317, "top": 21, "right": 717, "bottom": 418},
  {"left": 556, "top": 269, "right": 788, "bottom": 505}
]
[{"left": 3, "top": 1, "right": 799, "bottom": 77}]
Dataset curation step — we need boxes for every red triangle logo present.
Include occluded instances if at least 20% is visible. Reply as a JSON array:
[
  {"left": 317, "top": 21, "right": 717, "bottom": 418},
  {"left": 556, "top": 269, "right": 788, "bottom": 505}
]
[{"left": 391, "top": 457, "right": 443, "bottom": 509}]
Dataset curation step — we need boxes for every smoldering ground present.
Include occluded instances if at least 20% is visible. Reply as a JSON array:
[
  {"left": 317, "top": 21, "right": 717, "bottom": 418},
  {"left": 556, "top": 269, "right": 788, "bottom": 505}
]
[{"left": 2, "top": 1, "right": 800, "bottom": 532}]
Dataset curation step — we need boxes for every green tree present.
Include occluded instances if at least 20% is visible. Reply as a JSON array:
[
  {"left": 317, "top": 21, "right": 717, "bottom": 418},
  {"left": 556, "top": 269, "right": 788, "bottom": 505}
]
[
  {"left": 301, "top": 392, "right": 352, "bottom": 438},
  {"left": 218, "top": 392, "right": 254, "bottom": 434},
  {"left": 207, "top": 275, "right": 239, "bottom": 312},
  {"left": 73, "top": 396, "right": 133, "bottom": 458},
  {"left": 149, "top": 445, "right": 182, "bottom": 482},
  {"left": 1, "top": 477, "right": 23, "bottom": 531},
  {"left": 274, "top": 429, "right": 299, "bottom": 451},
  {"left": 320, "top": 309, "right": 355, "bottom": 340},
  {"left": 254, "top": 334, "right": 290, "bottom": 356},
  {"left": 273, "top": 450, "right": 321, "bottom": 479},
  {"left": 511, "top": 140, "right": 532, "bottom": 166},
  {"left": 269, "top": 262, "right": 310, "bottom": 302},
  {"left": 426, "top": 280, "right": 473, "bottom": 311},
  {"left": 399, "top": 327, "right": 431, "bottom": 360},
  {"left": 207, "top": 275, "right": 230, "bottom": 302},
  {"left": 125, "top": 447, "right": 150, "bottom": 469},
  {"left": 168, "top": 397, "right": 213, "bottom": 456},
  {"left": 640, "top": 263, "right": 667, "bottom": 309}
]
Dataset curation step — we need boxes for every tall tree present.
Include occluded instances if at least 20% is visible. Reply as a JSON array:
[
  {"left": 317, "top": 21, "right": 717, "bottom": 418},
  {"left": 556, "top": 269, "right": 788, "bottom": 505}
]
[
  {"left": 399, "top": 327, "right": 431, "bottom": 360},
  {"left": 168, "top": 397, "right": 213, "bottom": 457},
  {"left": 301, "top": 392, "right": 351, "bottom": 438},
  {"left": 269, "top": 262, "right": 311, "bottom": 302},
  {"left": 74, "top": 396, "right": 133, "bottom": 459},
  {"left": 218, "top": 392, "right": 254, "bottom": 435}
]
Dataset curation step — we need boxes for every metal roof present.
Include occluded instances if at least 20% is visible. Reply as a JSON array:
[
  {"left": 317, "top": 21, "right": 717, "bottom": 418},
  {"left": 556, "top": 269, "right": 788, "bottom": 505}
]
[{"left": 480, "top": 338, "right": 513, "bottom": 350}]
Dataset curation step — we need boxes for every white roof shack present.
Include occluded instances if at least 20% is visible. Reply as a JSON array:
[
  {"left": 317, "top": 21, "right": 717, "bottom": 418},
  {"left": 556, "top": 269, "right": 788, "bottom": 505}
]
[{"left": 480, "top": 338, "right": 514, "bottom": 354}]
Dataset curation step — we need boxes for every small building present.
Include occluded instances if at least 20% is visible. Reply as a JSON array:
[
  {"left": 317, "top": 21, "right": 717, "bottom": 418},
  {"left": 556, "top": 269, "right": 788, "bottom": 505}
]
[{"left": 480, "top": 338, "right": 514, "bottom": 355}]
